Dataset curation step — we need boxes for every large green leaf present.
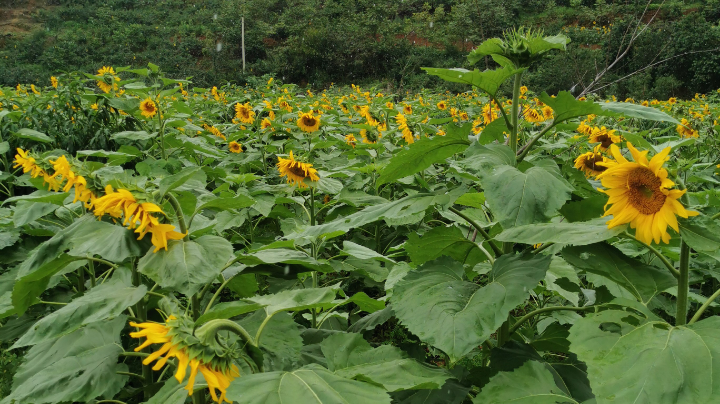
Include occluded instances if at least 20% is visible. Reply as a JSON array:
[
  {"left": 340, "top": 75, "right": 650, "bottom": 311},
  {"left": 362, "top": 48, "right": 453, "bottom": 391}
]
[
  {"left": 422, "top": 66, "right": 521, "bottom": 97},
  {"left": 240, "top": 311, "right": 304, "bottom": 371},
  {"left": 376, "top": 123, "right": 471, "bottom": 187},
  {"left": 235, "top": 248, "right": 332, "bottom": 273},
  {"left": 539, "top": 91, "right": 605, "bottom": 123},
  {"left": 194, "top": 194, "right": 255, "bottom": 213},
  {"left": 12, "top": 201, "right": 59, "bottom": 227},
  {"left": 3, "top": 190, "right": 69, "bottom": 206},
  {"left": 13, "top": 277, "right": 146, "bottom": 347},
  {"left": 320, "top": 333, "right": 452, "bottom": 392},
  {"left": 405, "top": 225, "right": 488, "bottom": 266},
  {"left": 473, "top": 360, "right": 579, "bottom": 404},
  {"left": 65, "top": 218, "right": 145, "bottom": 262},
  {"left": 14, "top": 128, "right": 54, "bottom": 143},
  {"left": 144, "top": 378, "right": 188, "bottom": 404},
  {"left": 599, "top": 102, "right": 679, "bottom": 123},
  {"left": 392, "top": 254, "right": 551, "bottom": 362},
  {"left": 196, "top": 300, "right": 265, "bottom": 325},
  {"left": 562, "top": 243, "right": 676, "bottom": 304},
  {"left": 3, "top": 317, "right": 128, "bottom": 404},
  {"left": 249, "top": 284, "right": 341, "bottom": 316},
  {"left": 290, "top": 190, "right": 464, "bottom": 240},
  {"left": 138, "top": 235, "right": 233, "bottom": 296},
  {"left": 569, "top": 311, "right": 720, "bottom": 404},
  {"left": 484, "top": 165, "right": 572, "bottom": 229},
  {"left": 678, "top": 215, "right": 720, "bottom": 253},
  {"left": 494, "top": 217, "right": 626, "bottom": 246},
  {"left": 478, "top": 115, "right": 510, "bottom": 144},
  {"left": 392, "top": 380, "right": 470, "bottom": 404},
  {"left": 225, "top": 364, "right": 391, "bottom": 404},
  {"left": 157, "top": 166, "right": 206, "bottom": 197}
]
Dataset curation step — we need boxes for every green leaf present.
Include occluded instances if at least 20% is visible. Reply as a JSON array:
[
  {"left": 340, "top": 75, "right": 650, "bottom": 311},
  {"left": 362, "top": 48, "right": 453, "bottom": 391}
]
[
  {"left": 405, "top": 226, "right": 488, "bottom": 266},
  {"left": 195, "top": 195, "right": 255, "bottom": 213},
  {"left": 14, "top": 128, "right": 54, "bottom": 143},
  {"left": 569, "top": 311, "right": 720, "bottom": 404},
  {"left": 195, "top": 300, "right": 265, "bottom": 326},
  {"left": 678, "top": 215, "right": 720, "bottom": 253},
  {"left": 320, "top": 333, "right": 453, "bottom": 391},
  {"left": 138, "top": 235, "right": 234, "bottom": 296},
  {"left": 13, "top": 277, "right": 146, "bottom": 347},
  {"left": 473, "top": 360, "right": 579, "bottom": 404},
  {"left": 467, "top": 38, "right": 504, "bottom": 65},
  {"left": 107, "top": 97, "right": 139, "bottom": 111},
  {"left": 484, "top": 165, "right": 572, "bottom": 229},
  {"left": 392, "top": 380, "right": 470, "bottom": 404},
  {"left": 235, "top": 249, "right": 332, "bottom": 273},
  {"left": 65, "top": 218, "right": 145, "bottom": 262},
  {"left": 225, "top": 364, "right": 391, "bottom": 404},
  {"left": 249, "top": 285, "right": 341, "bottom": 316},
  {"left": 4, "top": 190, "right": 69, "bottom": 206},
  {"left": 479, "top": 115, "right": 510, "bottom": 144},
  {"left": 12, "top": 202, "right": 59, "bottom": 227},
  {"left": 144, "top": 378, "right": 188, "bottom": 404},
  {"left": 539, "top": 92, "right": 605, "bottom": 123},
  {"left": 376, "top": 123, "right": 471, "bottom": 187},
  {"left": 111, "top": 130, "right": 157, "bottom": 142},
  {"left": 157, "top": 167, "right": 206, "bottom": 197},
  {"left": 239, "top": 311, "right": 304, "bottom": 371},
  {"left": 494, "top": 217, "right": 625, "bottom": 246},
  {"left": 12, "top": 253, "right": 79, "bottom": 316},
  {"left": 559, "top": 196, "right": 607, "bottom": 222},
  {"left": 422, "top": 66, "right": 521, "bottom": 97},
  {"left": 4, "top": 317, "right": 128, "bottom": 404},
  {"left": 455, "top": 192, "right": 486, "bottom": 209},
  {"left": 346, "top": 292, "right": 385, "bottom": 314},
  {"left": 562, "top": 243, "right": 676, "bottom": 304},
  {"left": 342, "top": 241, "right": 395, "bottom": 264},
  {"left": 531, "top": 322, "right": 572, "bottom": 353},
  {"left": 599, "top": 102, "right": 679, "bottom": 124},
  {"left": 291, "top": 190, "right": 464, "bottom": 240},
  {"left": 392, "top": 254, "right": 551, "bottom": 362}
]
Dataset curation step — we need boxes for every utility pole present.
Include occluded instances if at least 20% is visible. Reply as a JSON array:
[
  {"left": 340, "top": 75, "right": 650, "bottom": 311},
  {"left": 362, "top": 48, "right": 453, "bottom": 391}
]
[{"left": 242, "top": 17, "right": 246, "bottom": 73}]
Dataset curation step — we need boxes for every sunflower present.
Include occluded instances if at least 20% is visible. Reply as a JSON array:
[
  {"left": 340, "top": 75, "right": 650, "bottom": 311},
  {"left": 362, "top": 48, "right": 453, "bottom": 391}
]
[
  {"left": 437, "top": 101, "right": 447, "bottom": 110},
  {"left": 459, "top": 111, "right": 469, "bottom": 121},
  {"left": 96, "top": 66, "right": 119, "bottom": 93},
  {"left": 277, "top": 151, "right": 320, "bottom": 188},
  {"left": 234, "top": 103, "right": 255, "bottom": 124},
  {"left": 574, "top": 151, "right": 614, "bottom": 178},
  {"left": 140, "top": 98, "right": 158, "bottom": 118},
  {"left": 345, "top": 134, "right": 357, "bottom": 148},
  {"left": 229, "top": 141, "right": 242, "bottom": 153},
  {"left": 13, "top": 148, "right": 44, "bottom": 178},
  {"left": 576, "top": 121, "right": 594, "bottom": 136},
  {"left": 91, "top": 103, "right": 99, "bottom": 110},
  {"left": 130, "top": 316, "right": 241, "bottom": 403},
  {"left": 523, "top": 108, "right": 545, "bottom": 123},
  {"left": 520, "top": 85, "right": 528, "bottom": 95},
  {"left": 203, "top": 124, "right": 226, "bottom": 140},
  {"left": 597, "top": 143, "right": 699, "bottom": 244},
  {"left": 482, "top": 104, "right": 498, "bottom": 125},
  {"left": 589, "top": 126, "right": 622, "bottom": 151},
  {"left": 667, "top": 97, "right": 677, "bottom": 105},
  {"left": 50, "top": 76, "right": 58, "bottom": 89},
  {"left": 260, "top": 118, "right": 272, "bottom": 129},
  {"left": 403, "top": 104, "right": 413, "bottom": 115},
  {"left": 541, "top": 106, "right": 553, "bottom": 120},
  {"left": 297, "top": 112, "right": 321, "bottom": 132},
  {"left": 676, "top": 118, "right": 698, "bottom": 138}
]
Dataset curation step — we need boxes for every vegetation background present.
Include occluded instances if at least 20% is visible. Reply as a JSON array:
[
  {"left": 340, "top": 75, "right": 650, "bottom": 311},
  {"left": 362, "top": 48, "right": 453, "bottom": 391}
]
[{"left": 1, "top": 0, "right": 719, "bottom": 99}]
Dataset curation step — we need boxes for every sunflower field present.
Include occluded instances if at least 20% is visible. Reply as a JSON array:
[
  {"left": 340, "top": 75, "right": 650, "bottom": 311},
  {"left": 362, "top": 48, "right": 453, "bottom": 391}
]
[{"left": 1, "top": 29, "right": 720, "bottom": 404}]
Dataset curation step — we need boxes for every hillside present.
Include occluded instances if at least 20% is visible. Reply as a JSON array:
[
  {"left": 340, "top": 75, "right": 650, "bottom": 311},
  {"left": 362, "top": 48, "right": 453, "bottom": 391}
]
[{"left": 1, "top": 0, "right": 719, "bottom": 98}]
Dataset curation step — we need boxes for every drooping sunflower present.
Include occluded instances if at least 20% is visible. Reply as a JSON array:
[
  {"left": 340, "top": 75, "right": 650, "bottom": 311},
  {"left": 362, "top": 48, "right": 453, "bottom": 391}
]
[
  {"left": 345, "top": 134, "right": 357, "bottom": 148},
  {"left": 96, "top": 66, "right": 119, "bottom": 93},
  {"left": 229, "top": 141, "right": 243, "bottom": 153},
  {"left": 234, "top": 102, "right": 255, "bottom": 124},
  {"left": 589, "top": 126, "right": 622, "bottom": 151},
  {"left": 574, "top": 151, "right": 615, "bottom": 178},
  {"left": 597, "top": 143, "right": 699, "bottom": 244},
  {"left": 360, "top": 129, "right": 380, "bottom": 144},
  {"left": 13, "top": 148, "right": 44, "bottom": 178},
  {"left": 277, "top": 151, "right": 320, "bottom": 188},
  {"left": 203, "top": 124, "right": 226, "bottom": 140},
  {"left": 676, "top": 118, "right": 698, "bottom": 138},
  {"left": 297, "top": 112, "right": 321, "bottom": 132},
  {"left": 139, "top": 98, "right": 157, "bottom": 118},
  {"left": 130, "top": 315, "right": 241, "bottom": 403}
]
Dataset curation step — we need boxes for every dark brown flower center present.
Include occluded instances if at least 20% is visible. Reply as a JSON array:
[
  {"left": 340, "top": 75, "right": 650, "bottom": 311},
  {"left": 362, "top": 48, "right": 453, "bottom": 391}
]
[
  {"left": 583, "top": 155, "right": 607, "bottom": 172},
  {"left": 287, "top": 165, "right": 307, "bottom": 178},
  {"left": 597, "top": 134, "right": 613, "bottom": 148},
  {"left": 302, "top": 117, "right": 317, "bottom": 127},
  {"left": 627, "top": 167, "right": 666, "bottom": 214}
]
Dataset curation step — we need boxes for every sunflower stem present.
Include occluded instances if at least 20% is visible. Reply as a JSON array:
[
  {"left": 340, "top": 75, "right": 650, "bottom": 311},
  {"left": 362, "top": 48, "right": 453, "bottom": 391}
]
[
  {"left": 156, "top": 100, "right": 166, "bottom": 160},
  {"left": 516, "top": 121, "right": 557, "bottom": 163},
  {"left": 688, "top": 287, "right": 720, "bottom": 325},
  {"left": 492, "top": 95, "right": 512, "bottom": 134},
  {"left": 509, "top": 72, "right": 523, "bottom": 159},
  {"left": 448, "top": 206, "right": 502, "bottom": 257},
  {"left": 676, "top": 241, "right": 691, "bottom": 326},
  {"left": 622, "top": 231, "right": 680, "bottom": 278},
  {"left": 166, "top": 193, "right": 189, "bottom": 241},
  {"left": 309, "top": 187, "right": 319, "bottom": 328}
]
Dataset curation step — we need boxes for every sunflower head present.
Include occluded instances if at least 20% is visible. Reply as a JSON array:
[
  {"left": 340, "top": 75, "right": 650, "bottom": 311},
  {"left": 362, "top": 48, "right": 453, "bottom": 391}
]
[
  {"left": 403, "top": 104, "right": 413, "bottom": 115},
  {"left": 597, "top": 142, "right": 699, "bottom": 244},
  {"left": 345, "top": 134, "right": 357, "bottom": 148},
  {"left": 130, "top": 315, "right": 241, "bottom": 403},
  {"left": 51, "top": 76, "right": 58, "bottom": 88},
  {"left": 574, "top": 151, "right": 614, "bottom": 178},
  {"left": 437, "top": 101, "right": 447, "bottom": 110},
  {"left": 140, "top": 98, "right": 157, "bottom": 118},
  {"left": 277, "top": 151, "right": 320, "bottom": 188},
  {"left": 589, "top": 126, "right": 622, "bottom": 150},
  {"left": 96, "top": 66, "right": 119, "bottom": 93},
  {"left": 297, "top": 112, "right": 321, "bottom": 132},
  {"left": 234, "top": 103, "right": 255, "bottom": 124},
  {"left": 676, "top": 118, "right": 698, "bottom": 138},
  {"left": 229, "top": 141, "right": 243, "bottom": 153}
]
